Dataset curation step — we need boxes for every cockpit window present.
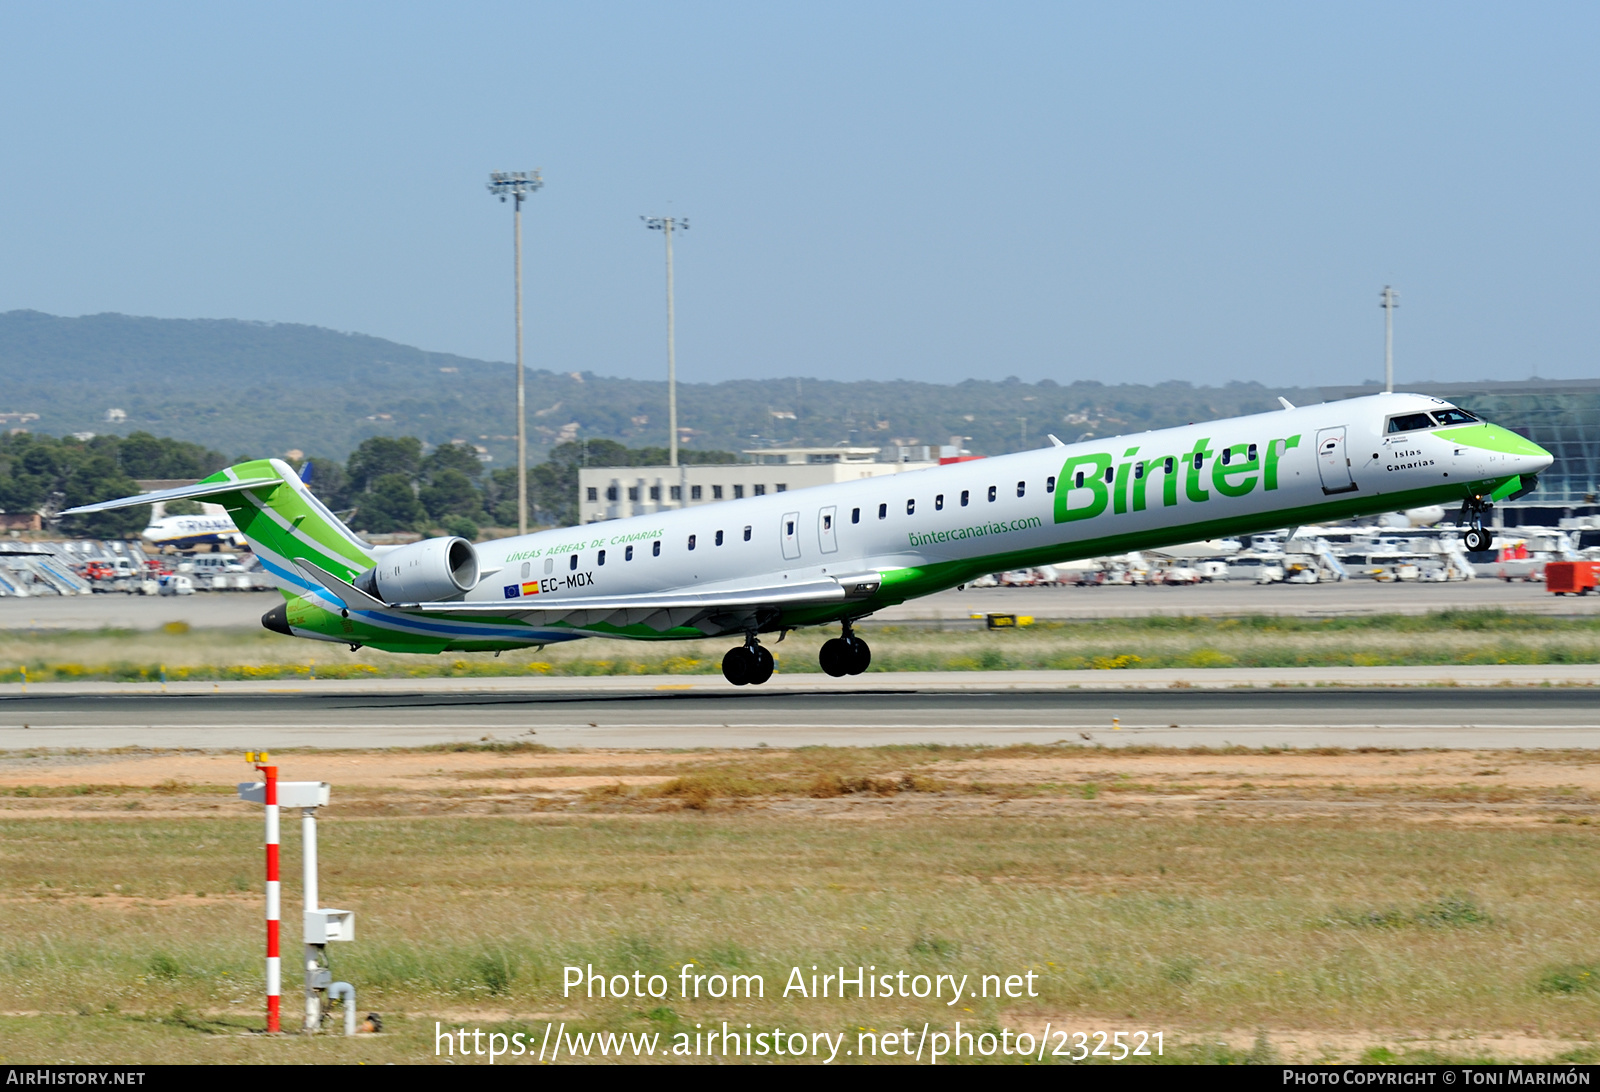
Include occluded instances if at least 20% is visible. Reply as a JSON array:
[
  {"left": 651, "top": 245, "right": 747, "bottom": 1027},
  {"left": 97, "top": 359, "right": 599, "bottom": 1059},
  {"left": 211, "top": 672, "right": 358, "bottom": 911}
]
[
  {"left": 1432, "top": 408, "right": 1478, "bottom": 426},
  {"left": 1386, "top": 412, "right": 1436, "bottom": 434}
]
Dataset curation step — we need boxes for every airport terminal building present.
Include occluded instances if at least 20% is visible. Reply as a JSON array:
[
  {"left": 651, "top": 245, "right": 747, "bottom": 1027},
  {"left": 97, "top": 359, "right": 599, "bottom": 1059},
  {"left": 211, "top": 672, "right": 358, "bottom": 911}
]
[{"left": 576, "top": 446, "right": 953, "bottom": 524}]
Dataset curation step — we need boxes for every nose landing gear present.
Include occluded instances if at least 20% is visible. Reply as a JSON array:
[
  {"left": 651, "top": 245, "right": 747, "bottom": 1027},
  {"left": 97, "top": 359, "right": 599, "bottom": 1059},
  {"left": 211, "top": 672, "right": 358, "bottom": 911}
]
[
  {"left": 1457, "top": 495, "right": 1494, "bottom": 553},
  {"left": 721, "top": 634, "right": 775, "bottom": 686},
  {"left": 819, "top": 622, "right": 871, "bottom": 677}
]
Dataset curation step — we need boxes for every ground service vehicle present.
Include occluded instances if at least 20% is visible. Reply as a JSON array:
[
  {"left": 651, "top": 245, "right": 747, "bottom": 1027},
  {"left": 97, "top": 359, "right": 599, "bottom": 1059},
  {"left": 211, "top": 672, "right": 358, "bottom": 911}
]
[{"left": 1547, "top": 561, "right": 1600, "bottom": 596}]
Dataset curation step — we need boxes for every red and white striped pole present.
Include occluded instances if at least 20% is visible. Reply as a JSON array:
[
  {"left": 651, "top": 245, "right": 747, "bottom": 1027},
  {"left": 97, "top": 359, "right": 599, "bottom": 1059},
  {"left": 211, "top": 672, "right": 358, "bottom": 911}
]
[{"left": 259, "top": 759, "right": 281, "bottom": 1033}]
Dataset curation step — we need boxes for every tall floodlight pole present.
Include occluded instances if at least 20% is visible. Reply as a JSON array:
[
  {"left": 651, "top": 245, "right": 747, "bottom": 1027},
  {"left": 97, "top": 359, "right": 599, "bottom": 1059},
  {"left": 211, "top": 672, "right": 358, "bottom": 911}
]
[
  {"left": 487, "top": 170, "right": 543, "bottom": 535},
  {"left": 1380, "top": 285, "right": 1399, "bottom": 393},
  {"left": 642, "top": 216, "right": 688, "bottom": 478}
]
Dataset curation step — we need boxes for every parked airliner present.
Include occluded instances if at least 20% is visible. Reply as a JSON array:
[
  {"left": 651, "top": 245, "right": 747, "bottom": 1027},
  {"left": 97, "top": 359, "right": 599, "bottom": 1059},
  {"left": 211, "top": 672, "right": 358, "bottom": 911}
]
[
  {"left": 141, "top": 511, "right": 246, "bottom": 551},
  {"left": 64, "top": 392, "right": 1551, "bottom": 685}
]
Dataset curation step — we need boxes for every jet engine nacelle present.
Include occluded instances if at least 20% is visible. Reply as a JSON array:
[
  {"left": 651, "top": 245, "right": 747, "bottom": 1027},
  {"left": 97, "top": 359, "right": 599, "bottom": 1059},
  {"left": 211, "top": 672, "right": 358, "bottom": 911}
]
[{"left": 354, "top": 536, "right": 480, "bottom": 603}]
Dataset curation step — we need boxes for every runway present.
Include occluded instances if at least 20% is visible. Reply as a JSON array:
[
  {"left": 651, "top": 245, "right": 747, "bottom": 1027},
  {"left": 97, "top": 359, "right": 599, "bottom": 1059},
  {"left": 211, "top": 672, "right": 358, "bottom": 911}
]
[{"left": 2, "top": 677, "right": 1598, "bottom": 750}]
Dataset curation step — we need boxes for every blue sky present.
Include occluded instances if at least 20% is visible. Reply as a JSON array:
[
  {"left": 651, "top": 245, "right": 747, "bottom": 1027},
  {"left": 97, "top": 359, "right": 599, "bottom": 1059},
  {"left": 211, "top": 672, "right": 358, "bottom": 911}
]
[{"left": 0, "top": 3, "right": 1595, "bottom": 387}]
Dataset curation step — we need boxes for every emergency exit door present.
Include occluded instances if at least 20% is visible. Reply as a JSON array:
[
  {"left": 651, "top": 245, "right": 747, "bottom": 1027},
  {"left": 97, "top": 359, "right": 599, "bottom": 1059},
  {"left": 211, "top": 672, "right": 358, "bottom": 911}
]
[
  {"left": 1316, "top": 427, "right": 1358, "bottom": 495},
  {"left": 780, "top": 511, "right": 802, "bottom": 560},
  {"left": 817, "top": 506, "right": 838, "bottom": 554}
]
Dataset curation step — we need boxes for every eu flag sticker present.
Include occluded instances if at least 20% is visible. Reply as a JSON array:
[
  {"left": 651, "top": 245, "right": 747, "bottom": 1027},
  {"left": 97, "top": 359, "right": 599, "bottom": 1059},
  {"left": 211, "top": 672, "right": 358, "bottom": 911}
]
[{"left": 503, "top": 584, "right": 519, "bottom": 599}]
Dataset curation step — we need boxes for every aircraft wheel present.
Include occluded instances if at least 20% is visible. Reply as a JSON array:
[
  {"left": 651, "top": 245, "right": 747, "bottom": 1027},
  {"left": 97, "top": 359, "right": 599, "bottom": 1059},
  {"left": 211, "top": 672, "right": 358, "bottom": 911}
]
[
  {"left": 819, "top": 638, "right": 852, "bottom": 677},
  {"left": 748, "top": 645, "right": 775, "bottom": 685},
  {"left": 1464, "top": 528, "right": 1491, "bottom": 552},
  {"left": 722, "top": 647, "right": 754, "bottom": 686},
  {"left": 845, "top": 636, "right": 872, "bottom": 675}
]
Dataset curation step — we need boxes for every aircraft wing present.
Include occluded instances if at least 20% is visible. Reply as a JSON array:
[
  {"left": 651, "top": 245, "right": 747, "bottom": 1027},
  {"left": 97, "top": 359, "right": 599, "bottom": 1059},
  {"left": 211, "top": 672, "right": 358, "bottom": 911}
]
[{"left": 293, "top": 560, "right": 882, "bottom": 636}]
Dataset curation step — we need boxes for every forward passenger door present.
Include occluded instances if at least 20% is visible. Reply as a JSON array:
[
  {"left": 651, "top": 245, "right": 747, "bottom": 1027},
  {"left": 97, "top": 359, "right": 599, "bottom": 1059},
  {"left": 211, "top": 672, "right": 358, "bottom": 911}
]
[{"left": 1316, "top": 427, "right": 1358, "bottom": 495}]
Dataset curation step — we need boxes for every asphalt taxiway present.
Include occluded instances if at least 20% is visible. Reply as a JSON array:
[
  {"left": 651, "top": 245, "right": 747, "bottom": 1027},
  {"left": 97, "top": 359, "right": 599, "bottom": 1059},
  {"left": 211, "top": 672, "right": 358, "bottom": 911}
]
[{"left": 1, "top": 670, "right": 1596, "bottom": 750}]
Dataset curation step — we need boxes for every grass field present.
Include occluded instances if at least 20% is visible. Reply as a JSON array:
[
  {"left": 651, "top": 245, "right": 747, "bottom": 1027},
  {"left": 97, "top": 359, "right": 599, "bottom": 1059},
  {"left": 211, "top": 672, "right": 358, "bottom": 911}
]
[
  {"left": 3, "top": 742, "right": 1600, "bottom": 1064},
  {"left": 2, "top": 609, "right": 1599, "bottom": 683}
]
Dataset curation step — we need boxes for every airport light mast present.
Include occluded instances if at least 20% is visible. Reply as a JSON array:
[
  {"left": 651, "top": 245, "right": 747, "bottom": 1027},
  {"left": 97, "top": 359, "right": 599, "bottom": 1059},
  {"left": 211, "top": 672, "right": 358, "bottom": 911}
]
[
  {"left": 642, "top": 216, "right": 688, "bottom": 476},
  {"left": 1380, "top": 285, "right": 1399, "bottom": 394},
  {"left": 487, "top": 170, "right": 543, "bottom": 536}
]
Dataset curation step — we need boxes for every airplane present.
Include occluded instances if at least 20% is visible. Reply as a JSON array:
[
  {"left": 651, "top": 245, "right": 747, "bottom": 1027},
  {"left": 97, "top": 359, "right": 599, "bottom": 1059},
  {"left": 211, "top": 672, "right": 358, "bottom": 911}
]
[
  {"left": 62, "top": 391, "right": 1551, "bottom": 685},
  {"left": 141, "top": 511, "right": 247, "bottom": 551}
]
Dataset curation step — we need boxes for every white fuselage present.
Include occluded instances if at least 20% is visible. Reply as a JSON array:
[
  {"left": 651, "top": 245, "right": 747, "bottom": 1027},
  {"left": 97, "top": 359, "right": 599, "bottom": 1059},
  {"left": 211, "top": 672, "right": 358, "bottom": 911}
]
[{"left": 464, "top": 392, "right": 1547, "bottom": 615}]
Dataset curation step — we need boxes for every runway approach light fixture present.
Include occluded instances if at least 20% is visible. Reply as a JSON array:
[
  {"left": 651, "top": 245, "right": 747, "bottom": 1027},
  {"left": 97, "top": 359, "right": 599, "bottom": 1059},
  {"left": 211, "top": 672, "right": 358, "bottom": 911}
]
[{"left": 487, "top": 170, "right": 544, "bottom": 535}]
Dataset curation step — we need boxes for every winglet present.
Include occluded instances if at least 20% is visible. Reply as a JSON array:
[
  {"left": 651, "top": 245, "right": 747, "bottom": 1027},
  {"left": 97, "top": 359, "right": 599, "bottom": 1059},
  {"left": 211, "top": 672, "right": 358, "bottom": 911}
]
[
  {"left": 291, "top": 558, "right": 388, "bottom": 612},
  {"left": 1278, "top": 397, "right": 1296, "bottom": 411},
  {"left": 1047, "top": 434, "right": 1066, "bottom": 448}
]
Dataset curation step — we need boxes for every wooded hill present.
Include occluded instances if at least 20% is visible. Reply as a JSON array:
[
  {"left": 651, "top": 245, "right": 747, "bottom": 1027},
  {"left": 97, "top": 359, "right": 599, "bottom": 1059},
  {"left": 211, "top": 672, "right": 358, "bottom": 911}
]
[{"left": 0, "top": 310, "right": 1318, "bottom": 465}]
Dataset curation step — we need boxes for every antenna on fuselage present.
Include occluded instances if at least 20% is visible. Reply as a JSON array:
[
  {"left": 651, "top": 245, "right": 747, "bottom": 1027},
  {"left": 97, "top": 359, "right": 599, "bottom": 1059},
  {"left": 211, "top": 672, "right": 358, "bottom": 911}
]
[{"left": 1278, "top": 397, "right": 1296, "bottom": 411}]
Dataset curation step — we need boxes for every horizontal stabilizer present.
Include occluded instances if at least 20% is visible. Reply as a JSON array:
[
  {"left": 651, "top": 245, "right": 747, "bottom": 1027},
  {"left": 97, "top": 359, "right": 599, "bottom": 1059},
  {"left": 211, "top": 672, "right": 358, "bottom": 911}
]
[
  {"left": 292, "top": 558, "right": 388, "bottom": 613},
  {"left": 58, "top": 476, "right": 282, "bottom": 516}
]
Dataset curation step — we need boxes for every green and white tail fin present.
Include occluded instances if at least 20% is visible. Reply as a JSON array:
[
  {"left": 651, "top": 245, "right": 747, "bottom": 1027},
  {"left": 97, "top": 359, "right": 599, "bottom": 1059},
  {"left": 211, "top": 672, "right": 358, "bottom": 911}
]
[{"left": 60, "top": 459, "right": 377, "bottom": 595}]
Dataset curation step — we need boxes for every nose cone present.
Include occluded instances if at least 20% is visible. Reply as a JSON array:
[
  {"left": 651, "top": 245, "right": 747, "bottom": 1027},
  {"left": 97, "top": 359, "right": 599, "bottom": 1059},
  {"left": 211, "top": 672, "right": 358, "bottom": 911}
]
[
  {"left": 1521, "top": 435, "right": 1555, "bottom": 474},
  {"left": 1489, "top": 425, "right": 1554, "bottom": 475}
]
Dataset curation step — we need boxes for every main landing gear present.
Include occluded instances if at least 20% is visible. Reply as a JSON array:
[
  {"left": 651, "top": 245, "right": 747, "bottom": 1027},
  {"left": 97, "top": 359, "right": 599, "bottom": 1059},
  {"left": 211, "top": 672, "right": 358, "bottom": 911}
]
[
  {"left": 1457, "top": 494, "right": 1494, "bottom": 553},
  {"left": 721, "top": 635, "right": 775, "bottom": 686},
  {"left": 819, "top": 622, "right": 871, "bottom": 678}
]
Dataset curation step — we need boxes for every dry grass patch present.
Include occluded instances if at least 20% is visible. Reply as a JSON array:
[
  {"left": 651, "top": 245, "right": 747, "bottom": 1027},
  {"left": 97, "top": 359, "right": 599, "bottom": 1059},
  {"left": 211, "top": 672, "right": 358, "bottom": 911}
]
[{"left": 4, "top": 807, "right": 1600, "bottom": 1063}]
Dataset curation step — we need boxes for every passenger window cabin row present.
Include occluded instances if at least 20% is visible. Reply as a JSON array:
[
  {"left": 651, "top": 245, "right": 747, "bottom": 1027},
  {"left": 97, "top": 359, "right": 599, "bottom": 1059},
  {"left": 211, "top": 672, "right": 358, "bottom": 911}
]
[
  {"left": 565, "top": 466, "right": 1187, "bottom": 574},
  {"left": 588, "top": 483, "right": 789, "bottom": 502},
  {"left": 849, "top": 478, "right": 1056, "bottom": 523},
  {"left": 523, "top": 524, "right": 761, "bottom": 575},
  {"left": 570, "top": 455, "right": 1278, "bottom": 572},
  {"left": 562, "top": 439, "right": 1312, "bottom": 582}
]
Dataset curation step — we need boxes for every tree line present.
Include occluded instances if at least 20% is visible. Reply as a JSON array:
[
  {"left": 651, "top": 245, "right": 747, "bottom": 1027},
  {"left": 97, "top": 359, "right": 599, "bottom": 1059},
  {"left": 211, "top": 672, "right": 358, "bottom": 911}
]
[
  {"left": 0, "top": 431, "right": 229, "bottom": 538},
  {"left": 300, "top": 436, "right": 734, "bottom": 537},
  {"left": 0, "top": 430, "right": 734, "bottom": 540}
]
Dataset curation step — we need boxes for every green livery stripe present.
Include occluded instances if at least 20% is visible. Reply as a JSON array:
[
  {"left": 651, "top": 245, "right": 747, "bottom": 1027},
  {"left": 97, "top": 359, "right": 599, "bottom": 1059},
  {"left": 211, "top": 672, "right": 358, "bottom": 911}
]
[
  {"left": 1490, "top": 475, "right": 1527, "bottom": 503},
  {"left": 868, "top": 477, "right": 1508, "bottom": 607},
  {"left": 1435, "top": 424, "right": 1551, "bottom": 458},
  {"left": 198, "top": 460, "right": 373, "bottom": 577}
]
